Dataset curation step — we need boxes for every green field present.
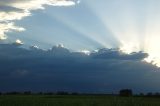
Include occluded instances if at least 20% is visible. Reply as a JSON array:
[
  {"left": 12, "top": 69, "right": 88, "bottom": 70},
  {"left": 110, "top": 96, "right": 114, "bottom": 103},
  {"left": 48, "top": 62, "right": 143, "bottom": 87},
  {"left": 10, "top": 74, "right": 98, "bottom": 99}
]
[{"left": 0, "top": 95, "right": 160, "bottom": 106}]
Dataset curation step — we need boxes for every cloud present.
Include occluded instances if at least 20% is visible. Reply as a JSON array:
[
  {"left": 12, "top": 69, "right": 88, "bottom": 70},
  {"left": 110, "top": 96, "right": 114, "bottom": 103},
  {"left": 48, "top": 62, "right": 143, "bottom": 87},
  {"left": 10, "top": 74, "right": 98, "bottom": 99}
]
[
  {"left": 11, "top": 39, "right": 24, "bottom": 46},
  {"left": 91, "top": 48, "right": 148, "bottom": 60},
  {"left": 0, "top": 22, "right": 25, "bottom": 40},
  {"left": 0, "top": 0, "right": 77, "bottom": 40},
  {"left": 0, "top": 43, "right": 159, "bottom": 93},
  {"left": 11, "top": 70, "right": 29, "bottom": 78}
]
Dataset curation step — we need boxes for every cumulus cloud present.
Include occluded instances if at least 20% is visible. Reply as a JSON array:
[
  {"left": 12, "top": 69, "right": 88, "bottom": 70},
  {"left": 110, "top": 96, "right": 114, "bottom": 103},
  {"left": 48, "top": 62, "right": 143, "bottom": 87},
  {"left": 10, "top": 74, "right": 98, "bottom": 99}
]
[
  {"left": 0, "top": 0, "right": 77, "bottom": 40},
  {"left": 0, "top": 44, "right": 159, "bottom": 93},
  {"left": 12, "top": 39, "right": 24, "bottom": 46},
  {"left": 0, "top": 22, "right": 25, "bottom": 40},
  {"left": 91, "top": 48, "right": 148, "bottom": 60}
]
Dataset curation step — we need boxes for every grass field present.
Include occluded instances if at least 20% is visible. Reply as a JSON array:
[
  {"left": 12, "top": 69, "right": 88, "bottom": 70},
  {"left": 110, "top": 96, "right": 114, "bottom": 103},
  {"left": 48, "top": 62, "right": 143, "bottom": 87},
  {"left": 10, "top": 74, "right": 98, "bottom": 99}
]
[{"left": 0, "top": 95, "right": 160, "bottom": 106}]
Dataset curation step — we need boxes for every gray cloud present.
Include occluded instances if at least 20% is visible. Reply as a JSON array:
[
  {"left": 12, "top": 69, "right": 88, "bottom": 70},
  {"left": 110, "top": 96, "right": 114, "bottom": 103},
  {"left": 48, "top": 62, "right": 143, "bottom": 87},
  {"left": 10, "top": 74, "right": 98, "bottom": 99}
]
[
  {"left": 0, "top": 6, "right": 22, "bottom": 12},
  {"left": 91, "top": 48, "right": 148, "bottom": 60},
  {"left": 0, "top": 44, "right": 159, "bottom": 93}
]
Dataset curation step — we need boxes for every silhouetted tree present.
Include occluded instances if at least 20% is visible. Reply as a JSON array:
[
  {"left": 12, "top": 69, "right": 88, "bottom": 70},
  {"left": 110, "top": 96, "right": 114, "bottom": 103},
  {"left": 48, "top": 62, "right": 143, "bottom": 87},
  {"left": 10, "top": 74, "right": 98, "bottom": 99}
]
[
  {"left": 45, "top": 92, "right": 54, "bottom": 95},
  {"left": 119, "top": 89, "right": 132, "bottom": 97},
  {"left": 147, "top": 92, "right": 153, "bottom": 97},
  {"left": 155, "top": 92, "right": 160, "bottom": 97},
  {"left": 56, "top": 91, "right": 69, "bottom": 95},
  {"left": 71, "top": 92, "right": 79, "bottom": 95},
  {"left": 139, "top": 93, "right": 144, "bottom": 96},
  {"left": 37, "top": 92, "right": 43, "bottom": 95},
  {"left": 0, "top": 92, "right": 2, "bottom": 95},
  {"left": 6, "top": 91, "right": 21, "bottom": 95},
  {"left": 24, "top": 91, "right": 31, "bottom": 95}
]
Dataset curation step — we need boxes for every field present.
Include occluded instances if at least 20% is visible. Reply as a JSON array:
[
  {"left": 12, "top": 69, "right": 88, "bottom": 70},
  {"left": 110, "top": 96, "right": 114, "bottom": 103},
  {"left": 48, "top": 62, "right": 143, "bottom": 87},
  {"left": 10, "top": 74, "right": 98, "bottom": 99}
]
[{"left": 0, "top": 95, "right": 160, "bottom": 106}]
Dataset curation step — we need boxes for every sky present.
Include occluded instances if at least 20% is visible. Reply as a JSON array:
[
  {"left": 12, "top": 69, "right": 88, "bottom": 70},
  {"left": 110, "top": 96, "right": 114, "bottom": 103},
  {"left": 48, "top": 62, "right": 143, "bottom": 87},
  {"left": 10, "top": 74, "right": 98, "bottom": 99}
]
[{"left": 1, "top": 0, "right": 160, "bottom": 93}]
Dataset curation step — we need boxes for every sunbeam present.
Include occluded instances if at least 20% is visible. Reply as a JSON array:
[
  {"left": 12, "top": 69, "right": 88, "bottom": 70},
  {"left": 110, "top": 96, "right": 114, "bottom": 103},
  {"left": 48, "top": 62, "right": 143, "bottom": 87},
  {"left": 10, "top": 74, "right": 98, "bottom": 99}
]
[
  {"left": 2, "top": 0, "right": 160, "bottom": 95},
  {"left": 47, "top": 3, "right": 121, "bottom": 48},
  {"left": 48, "top": 13, "right": 105, "bottom": 49},
  {"left": 84, "top": 0, "right": 160, "bottom": 67},
  {"left": 2, "top": 0, "right": 160, "bottom": 67}
]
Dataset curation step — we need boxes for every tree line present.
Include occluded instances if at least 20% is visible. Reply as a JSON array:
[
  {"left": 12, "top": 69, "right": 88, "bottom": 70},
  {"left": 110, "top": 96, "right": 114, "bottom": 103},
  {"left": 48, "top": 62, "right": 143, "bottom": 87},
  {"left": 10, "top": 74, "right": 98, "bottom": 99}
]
[
  {"left": 0, "top": 91, "right": 78, "bottom": 95},
  {"left": 1, "top": 89, "right": 160, "bottom": 97},
  {"left": 119, "top": 89, "right": 160, "bottom": 97}
]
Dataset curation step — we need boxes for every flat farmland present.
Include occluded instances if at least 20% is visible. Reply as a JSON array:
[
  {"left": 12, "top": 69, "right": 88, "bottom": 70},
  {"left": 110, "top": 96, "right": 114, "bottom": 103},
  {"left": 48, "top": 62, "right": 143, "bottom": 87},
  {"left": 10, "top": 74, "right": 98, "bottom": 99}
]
[{"left": 0, "top": 95, "right": 160, "bottom": 106}]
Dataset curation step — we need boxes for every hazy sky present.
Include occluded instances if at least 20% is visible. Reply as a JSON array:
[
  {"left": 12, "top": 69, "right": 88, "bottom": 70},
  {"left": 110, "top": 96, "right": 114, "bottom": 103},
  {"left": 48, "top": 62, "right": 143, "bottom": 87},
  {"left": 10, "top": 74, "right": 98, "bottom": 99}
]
[{"left": 1, "top": 0, "right": 160, "bottom": 93}]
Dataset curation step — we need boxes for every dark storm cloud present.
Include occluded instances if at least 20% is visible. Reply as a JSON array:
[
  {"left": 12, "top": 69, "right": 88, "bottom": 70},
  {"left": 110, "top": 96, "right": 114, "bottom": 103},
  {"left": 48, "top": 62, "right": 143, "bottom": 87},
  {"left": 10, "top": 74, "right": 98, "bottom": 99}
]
[{"left": 0, "top": 44, "right": 159, "bottom": 93}]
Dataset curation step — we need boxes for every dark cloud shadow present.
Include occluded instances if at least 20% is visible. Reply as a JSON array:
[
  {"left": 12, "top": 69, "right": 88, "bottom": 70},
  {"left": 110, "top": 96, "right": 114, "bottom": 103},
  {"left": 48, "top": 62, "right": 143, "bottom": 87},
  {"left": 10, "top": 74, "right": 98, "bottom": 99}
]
[{"left": 0, "top": 43, "right": 159, "bottom": 93}]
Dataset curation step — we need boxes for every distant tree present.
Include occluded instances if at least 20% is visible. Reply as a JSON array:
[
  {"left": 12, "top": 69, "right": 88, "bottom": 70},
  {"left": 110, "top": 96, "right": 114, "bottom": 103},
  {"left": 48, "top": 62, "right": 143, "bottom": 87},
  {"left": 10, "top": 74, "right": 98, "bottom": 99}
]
[
  {"left": 45, "top": 92, "right": 54, "bottom": 95},
  {"left": 119, "top": 89, "right": 132, "bottom": 97},
  {"left": 153, "top": 92, "right": 160, "bottom": 97},
  {"left": 37, "top": 92, "right": 43, "bottom": 95},
  {"left": 24, "top": 91, "right": 31, "bottom": 95},
  {"left": 6, "top": 91, "right": 21, "bottom": 95},
  {"left": 139, "top": 93, "right": 144, "bottom": 96},
  {"left": 56, "top": 91, "right": 69, "bottom": 95},
  {"left": 147, "top": 92, "right": 153, "bottom": 97},
  {"left": 155, "top": 92, "right": 160, "bottom": 97},
  {"left": 0, "top": 92, "right": 2, "bottom": 95},
  {"left": 71, "top": 92, "right": 79, "bottom": 95}
]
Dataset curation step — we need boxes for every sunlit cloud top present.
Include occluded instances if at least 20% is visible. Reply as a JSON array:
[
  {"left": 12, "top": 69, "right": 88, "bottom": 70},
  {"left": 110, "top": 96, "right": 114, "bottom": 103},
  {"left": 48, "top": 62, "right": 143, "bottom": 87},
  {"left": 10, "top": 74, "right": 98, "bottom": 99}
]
[{"left": 15, "top": 39, "right": 23, "bottom": 45}]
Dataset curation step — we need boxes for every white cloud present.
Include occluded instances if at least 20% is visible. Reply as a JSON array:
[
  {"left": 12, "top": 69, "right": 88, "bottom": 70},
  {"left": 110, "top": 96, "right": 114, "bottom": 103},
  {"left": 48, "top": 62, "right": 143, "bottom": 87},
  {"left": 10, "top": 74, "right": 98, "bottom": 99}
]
[
  {"left": 0, "top": 0, "right": 77, "bottom": 40},
  {"left": 80, "top": 50, "right": 91, "bottom": 55},
  {"left": 15, "top": 39, "right": 23, "bottom": 45},
  {"left": 77, "top": 0, "right": 81, "bottom": 4},
  {"left": 0, "top": 11, "right": 31, "bottom": 21},
  {"left": 47, "top": 0, "right": 76, "bottom": 6},
  {"left": 0, "top": 22, "right": 25, "bottom": 40}
]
